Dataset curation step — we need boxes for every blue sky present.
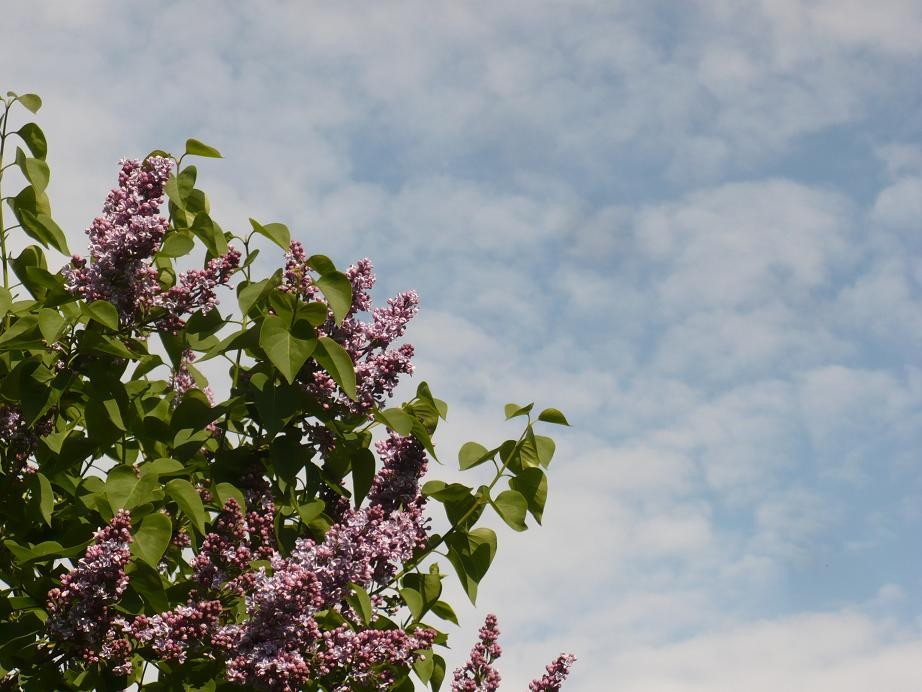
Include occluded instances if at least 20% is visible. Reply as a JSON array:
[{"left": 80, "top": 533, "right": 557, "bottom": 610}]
[{"left": 4, "top": 1, "right": 922, "bottom": 688}]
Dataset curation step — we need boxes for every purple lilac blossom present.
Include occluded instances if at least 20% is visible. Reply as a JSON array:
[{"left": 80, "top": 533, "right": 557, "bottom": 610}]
[
  {"left": 451, "top": 613, "right": 503, "bottom": 692},
  {"left": 528, "top": 654, "right": 577, "bottom": 692},
  {"left": 46, "top": 510, "right": 133, "bottom": 670},
  {"left": 281, "top": 244, "right": 419, "bottom": 414},
  {"left": 216, "top": 504, "right": 428, "bottom": 690},
  {"left": 64, "top": 157, "right": 239, "bottom": 332}
]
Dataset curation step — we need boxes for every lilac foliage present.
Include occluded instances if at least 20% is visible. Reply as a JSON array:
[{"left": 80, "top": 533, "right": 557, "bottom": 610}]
[{"left": 63, "top": 157, "right": 239, "bottom": 331}]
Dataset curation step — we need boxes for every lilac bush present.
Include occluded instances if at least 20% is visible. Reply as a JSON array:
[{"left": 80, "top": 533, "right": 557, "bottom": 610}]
[{"left": 0, "top": 92, "right": 574, "bottom": 690}]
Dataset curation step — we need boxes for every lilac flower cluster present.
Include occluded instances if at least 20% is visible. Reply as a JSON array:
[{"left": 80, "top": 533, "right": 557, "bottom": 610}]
[
  {"left": 211, "top": 435, "right": 432, "bottom": 690},
  {"left": 451, "top": 614, "right": 503, "bottom": 692},
  {"left": 64, "top": 157, "right": 239, "bottom": 332},
  {"left": 218, "top": 504, "right": 435, "bottom": 691},
  {"left": 131, "top": 599, "right": 222, "bottom": 664},
  {"left": 46, "top": 510, "right": 133, "bottom": 671},
  {"left": 451, "top": 615, "right": 577, "bottom": 692},
  {"left": 282, "top": 243, "right": 419, "bottom": 413},
  {"left": 0, "top": 404, "right": 45, "bottom": 476},
  {"left": 528, "top": 654, "right": 577, "bottom": 692},
  {"left": 192, "top": 496, "right": 273, "bottom": 593}
]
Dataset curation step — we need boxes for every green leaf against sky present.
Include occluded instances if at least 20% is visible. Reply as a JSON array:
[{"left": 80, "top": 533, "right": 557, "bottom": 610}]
[{"left": 259, "top": 314, "right": 317, "bottom": 383}]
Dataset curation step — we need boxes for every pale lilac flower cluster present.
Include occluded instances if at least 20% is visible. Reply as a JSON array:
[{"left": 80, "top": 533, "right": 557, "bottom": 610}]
[
  {"left": 158, "top": 247, "right": 241, "bottom": 333},
  {"left": 64, "top": 157, "right": 239, "bottom": 331},
  {"left": 368, "top": 433, "right": 430, "bottom": 573},
  {"left": 451, "top": 613, "right": 503, "bottom": 692},
  {"left": 131, "top": 599, "right": 222, "bottom": 664},
  {"left": 282, "top": 243, "right": 419, "bottom": 413},
  {"left": 46, "top": 510, "right": 133, "bottom": 669},
  {"left": 528, "top": 654, "right": 577, "bottom": 692}
]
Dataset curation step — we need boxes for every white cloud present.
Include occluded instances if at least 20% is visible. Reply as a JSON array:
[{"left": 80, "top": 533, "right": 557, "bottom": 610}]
[
  {"left": 634, "top": 180, "right": 855, "bottom": 314},
  {"left": 872, "top": 177, "right": 922, "bottom": 230}
]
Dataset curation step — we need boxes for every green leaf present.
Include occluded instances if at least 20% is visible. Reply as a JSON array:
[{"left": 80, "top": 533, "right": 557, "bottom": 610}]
[
  {"left": 535, "top": 435, "right": 556, "bottom": 468},
  {"left": 0, "top": 314, "right": 38, "bottom": 348},
  {"left": 445, "top": 528, "right": 497, "bottom": 604},
  {"left": 314, "top": 336, "right": 356, "bottom": 400},
  {"left": 537, "top": 407, "right": 570, "bottom": 426},
  {"left": 431, "top": 654, "right": 447, "bottom": 692},
  {"left": 18, "top": 208, "right": 69, "bottom": 255},
  {"left": 83, "top": 300, "right": 120, "bottom": 330},
  {"left": 492, "top": 489, "right": 528, "bottom": 531},
  {"left": 414, "top": 649, "right": 435, "bottom": 684},
  {"left": 504, "top": 402, "right": 534, "bottom": 419},
  {"left": 0, "top": 287, "right": 11, "bottom": 315},
  {"left": 185, "top": 138, "right": 222, "bottom": 158},
  {"left": 509, "top": 467, "right": 548, "bottom": 524},
  {"left": 315, "top": 272, "right": 352, "bottom": 325},
  {"left": 259, "top": 315, "right": 317, "bottom": 384},
  {"left": 16, "top": 149, "right": 50, "bottom": 193},
  {"left": 16, "top": 93, "right": 42, "bottom": 113},
  {"left": 214, "top": 482, "right": 246, "bottom": 510},
  {"left": 165, "top": 479, "right": 207, "bottom": 535},
  {"left": 237, "top": 270, "right": 282, "bottom": 316},
  {"left": 374, "top": 407, "right": 415, "bottom": 436},
  {"left": 458, "top": 441, "right": 491, "bottom": 470},
  {"left": 106, "top": 466, "right": 139, "bottom": 511},
  {"left": 139, "top": 458, "right": 184, "bottom": 477},
  {"left": 37, "top": 308, "right": 64, "bottom": 342},
  {"left": 400, "top": 587, "right": 424, "bottom": 622},
  {"left": 35, "top": 473, "right": 54, "bottom": 526},
  {"left": 402, "top": 570, "right": 443, "bottom": 622},
  {"left": 430, "top": 600, "right": 459, "bottom": 625},
  {"left": 190, "top": 212, "right": 228, "bottom": 256},
  {"left": 128, "top": 560, "right": 169, "bottom": 612},
  {"left": 297, "top": 499, "right": 325, "bottom": 524},
  {"left": 307, "top": 254, "right": 336, "bottom": 275},
  {"left": 347, "top": 583, "right": 373, "bottom": 625},
  {"left": 351, "top": 448, "right": 375, "bottom": 508},
  {"left": 159, "top": 231, "right": 195, "bottom": 257},
  {"left": 248, "top": 218, "right": 291, "bottom": 250},
  {"left": 16, "top": 123, "right": 47, "bottom": 159},
  {"left": 132, "top": 512, "right": 172, "bottom": 566}
]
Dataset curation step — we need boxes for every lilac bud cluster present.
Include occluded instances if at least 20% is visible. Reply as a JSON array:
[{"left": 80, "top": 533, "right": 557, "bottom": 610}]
[
  {"left": 192, "top": 497, "right": 260, "bottom": 592},
  {"left": 64, "top": 158, "right": 239, "bottom": 331},
  {"left": 451, "top": 614, "right": 503, "bottom": 692},
  {"left": 528, "top": 654, "right": 577, "bottom": 692},
  {"left": 282, "top": 244, "right": 419, "bottom": 413},
  {"left": 46, "top": 510, "right": 133, "bottom": 669}
]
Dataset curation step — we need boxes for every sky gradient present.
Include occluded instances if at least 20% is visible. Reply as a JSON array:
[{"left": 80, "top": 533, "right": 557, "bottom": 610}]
[{"left": 4, "top": 1, "right": 922, "bottom": 689}]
